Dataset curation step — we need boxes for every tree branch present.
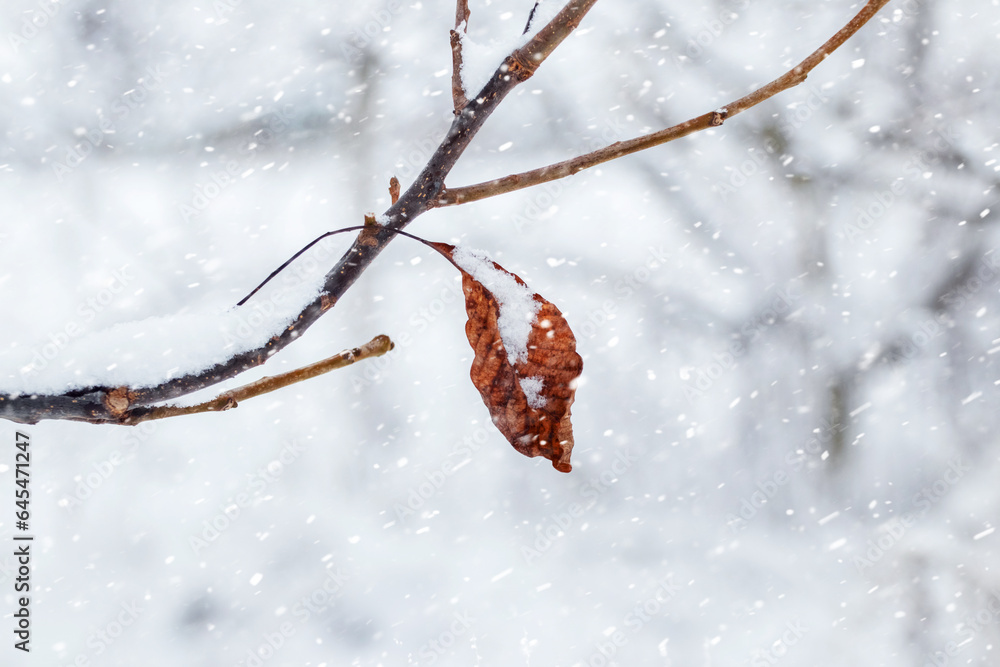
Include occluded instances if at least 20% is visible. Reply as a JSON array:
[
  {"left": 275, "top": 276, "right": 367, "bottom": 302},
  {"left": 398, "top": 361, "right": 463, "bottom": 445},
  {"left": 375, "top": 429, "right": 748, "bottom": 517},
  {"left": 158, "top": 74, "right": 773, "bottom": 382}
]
[
  {"left": 449, "top": 0, "right": 471, "bottom": 113},
  {"left": 434, "top": 0, "right": 891, "bottom": 208},
  {"left": 0, "top": 0, "right": 602, "bottom": 425},
  {"left": 121, "top": 335, "right": 394, "bottom": 425}
]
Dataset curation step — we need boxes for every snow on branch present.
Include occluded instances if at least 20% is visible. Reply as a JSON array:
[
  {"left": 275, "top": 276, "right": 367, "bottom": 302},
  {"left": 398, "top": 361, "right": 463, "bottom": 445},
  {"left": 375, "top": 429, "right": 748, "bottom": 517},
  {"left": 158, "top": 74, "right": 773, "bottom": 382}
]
[{"left": 1, "top": 277, "right": 325, "bottom": 398}]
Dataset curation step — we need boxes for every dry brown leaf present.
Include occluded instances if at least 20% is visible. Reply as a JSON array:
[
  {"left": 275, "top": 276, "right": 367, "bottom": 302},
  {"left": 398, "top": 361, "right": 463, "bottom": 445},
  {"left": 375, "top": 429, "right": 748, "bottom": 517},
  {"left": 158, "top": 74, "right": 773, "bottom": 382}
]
[{"left": 425, "top": 242, "right": 583, "bottom": 473}]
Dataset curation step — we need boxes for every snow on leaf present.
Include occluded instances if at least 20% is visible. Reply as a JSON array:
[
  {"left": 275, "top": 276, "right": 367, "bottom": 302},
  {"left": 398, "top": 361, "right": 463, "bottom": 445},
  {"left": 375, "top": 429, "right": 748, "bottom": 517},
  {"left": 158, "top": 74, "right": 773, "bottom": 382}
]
[
  {"left": 451, "top": 246, "right": 541, "bottom": 365},
  {"left": 424, "top": 241, "right": 583, "bottom": 473},
  {"left": 520, "top": 376, "right": 546, "bottom": 409}
]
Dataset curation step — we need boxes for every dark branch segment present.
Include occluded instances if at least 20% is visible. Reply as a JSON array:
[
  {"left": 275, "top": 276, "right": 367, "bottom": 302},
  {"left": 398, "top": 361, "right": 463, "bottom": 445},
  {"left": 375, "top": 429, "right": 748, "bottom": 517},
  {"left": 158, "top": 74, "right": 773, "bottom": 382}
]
[{"left": 435, "top": 0, "right": 890, "bottom": 208}]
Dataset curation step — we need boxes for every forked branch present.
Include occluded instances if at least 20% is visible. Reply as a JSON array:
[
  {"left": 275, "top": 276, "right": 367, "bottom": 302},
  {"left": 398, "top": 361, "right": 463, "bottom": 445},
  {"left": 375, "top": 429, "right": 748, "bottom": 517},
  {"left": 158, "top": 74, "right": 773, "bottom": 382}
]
[
  {"left": 434, "top": 0, "right": 892, "bottom": 207},
  {"left": 0, "top": 0, "right": 601, "bottom": 425},
  {"left": 0, "top": 0, "right": 892, "bottom": 425}
]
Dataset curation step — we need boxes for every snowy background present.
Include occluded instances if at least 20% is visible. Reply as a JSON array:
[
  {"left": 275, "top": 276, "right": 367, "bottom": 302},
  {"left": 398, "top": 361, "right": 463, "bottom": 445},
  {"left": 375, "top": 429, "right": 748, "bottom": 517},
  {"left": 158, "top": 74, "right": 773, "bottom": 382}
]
[{"left": 1, "top": 0, "right": 999, "bottom": 665}]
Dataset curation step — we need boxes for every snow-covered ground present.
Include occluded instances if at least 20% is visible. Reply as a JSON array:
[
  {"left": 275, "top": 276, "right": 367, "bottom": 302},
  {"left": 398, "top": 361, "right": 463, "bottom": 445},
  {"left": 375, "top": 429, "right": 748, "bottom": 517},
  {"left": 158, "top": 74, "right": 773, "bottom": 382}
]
[{"left": 1, "top": 1, "right": 999, "bottom": 665}]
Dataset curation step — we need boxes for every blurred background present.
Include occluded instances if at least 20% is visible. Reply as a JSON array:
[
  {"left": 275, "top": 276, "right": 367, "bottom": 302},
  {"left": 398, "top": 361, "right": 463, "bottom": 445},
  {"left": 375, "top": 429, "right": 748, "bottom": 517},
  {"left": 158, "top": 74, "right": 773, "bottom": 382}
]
[{"left": 1, "top": 0, "right": 998, "bottom": 665}]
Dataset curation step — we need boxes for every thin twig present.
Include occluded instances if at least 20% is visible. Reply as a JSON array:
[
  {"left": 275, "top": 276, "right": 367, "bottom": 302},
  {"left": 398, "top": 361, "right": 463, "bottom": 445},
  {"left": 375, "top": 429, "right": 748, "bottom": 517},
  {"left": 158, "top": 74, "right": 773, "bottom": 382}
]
[
  {"left": 124, "top": 335, "right": 394, "bottom": 424},
  {"left": 236, "top": 226, "right": 367, "bottom": 306},
  {"left": 434, "top": 0, "right": 891, "bottom": 207},
  {"left": 523, "top": 2, "right": 541, "bottom": 35},
  {"left": 449, "top": 0, "right": 471, "bottom": 113}
]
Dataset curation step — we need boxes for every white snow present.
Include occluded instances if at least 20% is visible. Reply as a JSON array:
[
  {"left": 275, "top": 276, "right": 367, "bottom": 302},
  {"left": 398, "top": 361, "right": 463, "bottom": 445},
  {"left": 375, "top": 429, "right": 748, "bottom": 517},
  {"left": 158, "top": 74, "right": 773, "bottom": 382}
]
[
  {"left": 520, "top": 376, "right": 547, "bottom": 408},
  {"left": 452, "top": 246, "right": 541, "bottom": 365},
  {"left": 0, "top": 277, "right": 324, "bottom": 396}
]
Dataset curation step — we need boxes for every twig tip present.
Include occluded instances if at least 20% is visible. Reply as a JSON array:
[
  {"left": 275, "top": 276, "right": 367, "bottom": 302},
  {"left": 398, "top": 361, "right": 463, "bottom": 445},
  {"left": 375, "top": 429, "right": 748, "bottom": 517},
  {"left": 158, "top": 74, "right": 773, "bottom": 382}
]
[{"left": 389, "top": 176, "right": 401, "bottom": 204}]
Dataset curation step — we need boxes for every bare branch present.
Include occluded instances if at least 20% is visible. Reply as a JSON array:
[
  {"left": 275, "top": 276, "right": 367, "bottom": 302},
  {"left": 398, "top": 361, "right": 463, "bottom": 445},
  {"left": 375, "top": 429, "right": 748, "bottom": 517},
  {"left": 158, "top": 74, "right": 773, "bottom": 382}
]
[
  {"left": 434, "top": 0, "right": 891, "bottom": 208},
  {"left": 122, "top": 335, "right": 394, "bottom": 425},
  {"left": 0, "top": 334, "right": 394, "bottom": 426},
  {"left": 0, "top": 0, "right": 602, "bottom": 425},
  {"left": 449, "top": 0, "right": 471, "bottom": 113},
  {"left": 1, "top": 0, "right": 892, "bottom": 426}
]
